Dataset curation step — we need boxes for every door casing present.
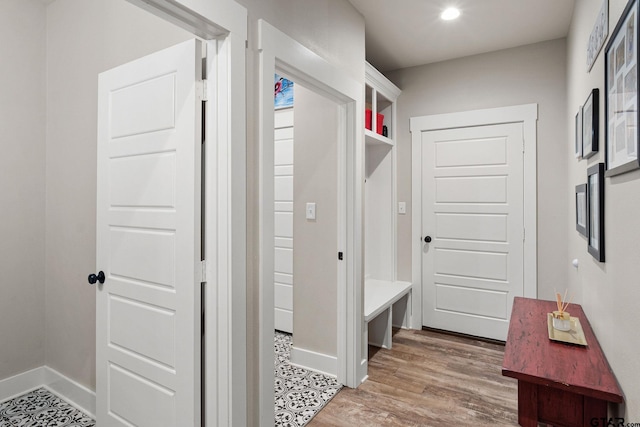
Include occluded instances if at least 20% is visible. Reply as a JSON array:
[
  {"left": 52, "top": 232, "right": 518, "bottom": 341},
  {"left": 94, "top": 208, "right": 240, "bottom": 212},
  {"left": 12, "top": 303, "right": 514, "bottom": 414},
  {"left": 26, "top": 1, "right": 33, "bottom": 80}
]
[
  {"left": 410, "top": 104, "right": 538, "bottom": 330},
  {"left": 257, "top": 19, "right": 364, "bottom": 426}
]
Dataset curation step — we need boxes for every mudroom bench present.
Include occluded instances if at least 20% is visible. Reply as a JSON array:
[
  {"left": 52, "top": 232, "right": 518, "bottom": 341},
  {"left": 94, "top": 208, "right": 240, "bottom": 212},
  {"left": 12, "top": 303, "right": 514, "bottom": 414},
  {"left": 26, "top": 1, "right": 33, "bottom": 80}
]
[{"left": 364, "top": 279, "right": 412, "bottom": 349}]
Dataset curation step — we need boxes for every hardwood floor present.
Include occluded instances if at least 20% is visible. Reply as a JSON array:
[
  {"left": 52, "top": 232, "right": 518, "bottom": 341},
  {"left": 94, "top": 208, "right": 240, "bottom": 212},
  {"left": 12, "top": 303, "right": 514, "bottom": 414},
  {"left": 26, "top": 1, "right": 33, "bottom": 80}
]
[{"left": 309, "top": 328, "right": 519, "bottom": 426}]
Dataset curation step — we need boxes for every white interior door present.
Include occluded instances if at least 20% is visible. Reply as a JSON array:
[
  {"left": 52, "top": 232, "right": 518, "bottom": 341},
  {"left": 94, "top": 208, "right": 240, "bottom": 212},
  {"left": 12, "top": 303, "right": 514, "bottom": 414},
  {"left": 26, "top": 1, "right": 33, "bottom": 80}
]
[
  {"left": 96, "top": 39, "right": 203, "bottom": 426},
  {"left": 421, "top": 123, "right": 524, "bottom": 341},
  {"left": 274, "top": 108, "right": 294, "bottom": 333}
]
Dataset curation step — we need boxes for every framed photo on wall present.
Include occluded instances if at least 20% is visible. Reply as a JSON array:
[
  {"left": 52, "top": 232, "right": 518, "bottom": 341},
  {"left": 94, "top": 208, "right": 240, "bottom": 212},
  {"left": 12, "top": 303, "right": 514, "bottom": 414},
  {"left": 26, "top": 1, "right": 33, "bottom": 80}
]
[
  {"left": 604, "top": 0, "right": 639, "bottom": 176},
  {"left": 575, "top": 184, "right": 587, "bottom": 237},
  {"left": 575, "top": 107, "right": 583, "bottom": 159},
  {"left": 582, "top": 88, "right": 599, "bottom": 159},
  {"left": 274, "top": 74, "right": 294, "bottom": 109},
  {"left": 587, "top": 163, "right": 605, "bottom": 262}
]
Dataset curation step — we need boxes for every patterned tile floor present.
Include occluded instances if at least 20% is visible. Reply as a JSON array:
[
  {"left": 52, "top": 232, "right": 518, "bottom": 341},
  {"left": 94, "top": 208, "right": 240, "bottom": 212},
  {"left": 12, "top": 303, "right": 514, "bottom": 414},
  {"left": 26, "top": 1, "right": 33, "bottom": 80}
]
[
  {"left": 274, "top": 332, "right": 342, "bottom": 427},
  {"left": 0, "top": 388, "right": 94, "bottom": 427},
  {"left": 1, "top": 336, "right": 339, "bottom": 427}
]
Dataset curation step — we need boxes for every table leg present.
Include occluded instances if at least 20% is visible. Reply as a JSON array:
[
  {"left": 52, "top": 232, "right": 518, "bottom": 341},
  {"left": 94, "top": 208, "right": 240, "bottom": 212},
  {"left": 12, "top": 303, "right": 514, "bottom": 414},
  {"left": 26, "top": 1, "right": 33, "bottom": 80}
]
[
  {"left": 583, "top": 397, "right": 607, "bottom": 427},
  {"left": 518, "top": 380, "right": 538, "bottom": 427}
]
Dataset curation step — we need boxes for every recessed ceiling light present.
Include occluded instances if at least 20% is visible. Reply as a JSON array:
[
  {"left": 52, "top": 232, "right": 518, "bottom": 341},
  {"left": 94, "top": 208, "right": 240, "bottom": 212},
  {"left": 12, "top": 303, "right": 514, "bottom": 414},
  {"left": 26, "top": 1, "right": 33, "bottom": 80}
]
[{"left": 441, "top": 7, "right": 461, "bottom": 21}]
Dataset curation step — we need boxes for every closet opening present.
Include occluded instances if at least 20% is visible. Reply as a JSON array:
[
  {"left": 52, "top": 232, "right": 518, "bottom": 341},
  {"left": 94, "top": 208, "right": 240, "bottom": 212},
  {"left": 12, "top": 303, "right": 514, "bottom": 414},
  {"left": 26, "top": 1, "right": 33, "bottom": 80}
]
[
  {"left": 257, "top": 19, "right": 363, "bottom": 426},
  {"left": 272, "top": 73, "right": 343, "bottom": 423}
]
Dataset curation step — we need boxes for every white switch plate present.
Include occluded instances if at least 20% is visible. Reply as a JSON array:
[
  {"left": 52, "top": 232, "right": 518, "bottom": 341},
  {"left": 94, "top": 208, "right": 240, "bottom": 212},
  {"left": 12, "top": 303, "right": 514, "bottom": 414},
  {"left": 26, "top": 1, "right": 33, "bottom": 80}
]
[
  {"left": 398, "top": 202, "right": 406, "bottom": 214},
  {"left": 306, "top": 202, "right": 316, "bottom": 220}
]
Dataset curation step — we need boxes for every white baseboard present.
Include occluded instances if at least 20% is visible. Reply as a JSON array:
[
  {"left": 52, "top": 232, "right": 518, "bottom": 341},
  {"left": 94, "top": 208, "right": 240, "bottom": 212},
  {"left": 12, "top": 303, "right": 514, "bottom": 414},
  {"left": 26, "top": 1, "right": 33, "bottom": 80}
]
[
  {"left": 0, "top": 367, "right": 45, "bottom": 403},
  {"left": 289, "top": 346, "right": 338, "bottom": 378},
  {"left": 43, "top": 367, "right": 96, "bottom": 417},
  {"left": 359, "top": 358, "right": 368, "bottom": 385},
  {"left": 0, "top": 366, "right": 96, "bottom": 417}
]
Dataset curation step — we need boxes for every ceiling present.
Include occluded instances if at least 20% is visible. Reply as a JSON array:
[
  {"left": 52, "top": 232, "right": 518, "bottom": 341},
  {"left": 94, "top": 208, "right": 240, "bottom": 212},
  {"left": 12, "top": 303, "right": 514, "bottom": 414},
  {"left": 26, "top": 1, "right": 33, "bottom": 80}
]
[{"left": 347, "top": 0, "right": 576, "bottom": 72}]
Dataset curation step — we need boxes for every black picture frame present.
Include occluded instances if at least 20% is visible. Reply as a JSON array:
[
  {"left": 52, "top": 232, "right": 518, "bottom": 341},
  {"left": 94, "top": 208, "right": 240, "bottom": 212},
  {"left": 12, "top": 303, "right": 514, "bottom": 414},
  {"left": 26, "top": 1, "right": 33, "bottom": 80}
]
[
  {"left": 575, "top": 184, "right": 587, "bottom": 237},
  {"left": 604, "top": 0, "right": 640, "bottom": 176},
  {"left": 575, "top": 107, "right": 583, "bottom": 159},
  {"left": 582, "top": 88, "right": 600, "bottom": 159},
  {"left": 587, "top": 163, "right": 605, "bottom": 262}
]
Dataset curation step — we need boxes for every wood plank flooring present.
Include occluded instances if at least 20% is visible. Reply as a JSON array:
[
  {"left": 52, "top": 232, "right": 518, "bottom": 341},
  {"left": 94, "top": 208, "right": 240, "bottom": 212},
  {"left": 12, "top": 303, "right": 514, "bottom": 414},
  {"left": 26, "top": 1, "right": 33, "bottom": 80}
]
[{"left": 309, "top": 328, "right": 519, "bottom": 426}]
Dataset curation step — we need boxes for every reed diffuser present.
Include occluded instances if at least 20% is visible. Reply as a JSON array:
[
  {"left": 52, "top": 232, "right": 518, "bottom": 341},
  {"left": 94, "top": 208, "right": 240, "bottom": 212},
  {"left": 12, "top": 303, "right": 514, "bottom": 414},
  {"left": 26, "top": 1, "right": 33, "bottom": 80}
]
[{"left": 552, "top": 290, "right": 572, "bottom": 331}]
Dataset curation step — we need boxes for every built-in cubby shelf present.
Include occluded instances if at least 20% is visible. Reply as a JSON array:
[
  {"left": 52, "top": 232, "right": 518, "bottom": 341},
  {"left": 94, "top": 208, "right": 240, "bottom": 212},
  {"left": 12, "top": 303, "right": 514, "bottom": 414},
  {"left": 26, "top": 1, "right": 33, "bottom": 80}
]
[
  {"left": 363, "top": 62, "right": 409, "bottom": 353},
  {"left": 365, "top": 129, "right": 394, "bottom": 147}
]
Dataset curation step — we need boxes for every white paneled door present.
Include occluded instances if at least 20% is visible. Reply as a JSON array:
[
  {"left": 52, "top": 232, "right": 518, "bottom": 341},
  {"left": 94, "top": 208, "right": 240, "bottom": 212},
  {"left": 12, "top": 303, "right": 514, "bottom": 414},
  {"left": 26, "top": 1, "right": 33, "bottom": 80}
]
[
  {"left": 95, "top": 39, "right": 203, "bottom": 426},
  {"left": 421, "top": 123, "right": 524, "bottom": 341},
  {"left": 274, "top": 108, "right": 294, "bottom": 333}
]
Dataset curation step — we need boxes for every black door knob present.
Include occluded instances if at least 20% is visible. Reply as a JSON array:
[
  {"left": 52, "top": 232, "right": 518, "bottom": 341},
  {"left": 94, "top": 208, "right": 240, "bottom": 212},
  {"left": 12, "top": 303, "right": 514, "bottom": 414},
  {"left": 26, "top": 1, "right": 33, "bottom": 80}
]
[
  {"left": 88, "top": 271, "right": 105, "bottom": 285},
  {"left": 424, "top": 236, "right": 432, "bottom": 243}
]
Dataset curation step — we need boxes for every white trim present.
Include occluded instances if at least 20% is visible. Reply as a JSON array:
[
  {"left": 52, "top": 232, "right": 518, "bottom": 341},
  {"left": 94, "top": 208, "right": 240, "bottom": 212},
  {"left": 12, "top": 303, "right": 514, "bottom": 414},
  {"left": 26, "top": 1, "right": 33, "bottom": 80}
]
[
  {"left": 365, "top": 62, "right": 401, "bottom": 102},
  {"left": 44, "top": 367, "right": 96, "bottom": 417},
  {"left": 410, "top": 104, "right": 538, "bottom": 329},
  {"left": 0, "top": 367, "right": 45, "bottom": 404},
  {"left": 204, "top": 33, "right": 248, "bottom": 427},
  {"left": 0, "top": 367, "right": 96, "bottom": 418},
  {"left": 258, "top": 19, "right": 363, "bottom": 427},
  {"left": 126, "top": 0, "right": 247, "bottom": 39},
  {"left": 289, "top": 347, "right": 338, "bottom": 378},
  {"left": 410, "top": 127, "right": 423, "bottom": 330}
]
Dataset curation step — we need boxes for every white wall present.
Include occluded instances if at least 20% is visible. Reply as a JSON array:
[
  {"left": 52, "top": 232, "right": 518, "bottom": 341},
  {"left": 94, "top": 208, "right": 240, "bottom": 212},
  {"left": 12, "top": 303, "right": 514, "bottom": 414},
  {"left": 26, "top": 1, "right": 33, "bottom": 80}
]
[
  {"left": 386, "top": 38, "right": 568, "bottom": 301},
  {"left": 45, "top": 0, "right": 192, "bottom": 390},
  {"left": 292, "top": 85, "right": 339, "bottom": 357},
  {"left": 567, "top": 0, "right": 640, "bottom": 417},
  {"left": 0, "top": 0, "right": 47, "bottom": 382}
]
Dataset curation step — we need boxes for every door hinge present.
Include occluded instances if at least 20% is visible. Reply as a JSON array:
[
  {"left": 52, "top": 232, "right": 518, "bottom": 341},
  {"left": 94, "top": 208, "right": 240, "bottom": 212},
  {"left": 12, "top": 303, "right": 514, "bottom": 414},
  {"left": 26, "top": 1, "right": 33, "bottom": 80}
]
[
  {"left": 523, "top": 228, "right": 526, "bottom": 242},
  {"left": 338, "top": 252, "right": 343, "bottom": 261},
  {"left": 522, "top": 139, "right": 525, "bottom": 153},
  {"left": 198, "top": 260, "right": 207, "bottom": 283},
  {"left": 199, "top": 79, "right": 208, "bottom": 102}
]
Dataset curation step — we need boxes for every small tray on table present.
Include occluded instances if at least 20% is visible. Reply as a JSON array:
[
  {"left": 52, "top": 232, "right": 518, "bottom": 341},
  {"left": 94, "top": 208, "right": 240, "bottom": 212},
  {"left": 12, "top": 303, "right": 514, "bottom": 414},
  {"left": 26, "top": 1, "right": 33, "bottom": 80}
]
[{"left": 546, "top": 313, "right": 588, "bottom": 346}]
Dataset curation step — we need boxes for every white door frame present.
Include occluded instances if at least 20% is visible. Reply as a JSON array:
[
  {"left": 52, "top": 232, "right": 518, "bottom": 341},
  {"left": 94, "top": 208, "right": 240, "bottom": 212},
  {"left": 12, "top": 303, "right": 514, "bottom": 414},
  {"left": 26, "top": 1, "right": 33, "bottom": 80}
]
[
  {"left": 257, "top": 19, "right": 363, "bottom": 425},
  {"left": 123, "top": 1, "right": 247, "bottom": 425},
  {"left": 410, "top": 104, "right": 538, "bottom": 330}
]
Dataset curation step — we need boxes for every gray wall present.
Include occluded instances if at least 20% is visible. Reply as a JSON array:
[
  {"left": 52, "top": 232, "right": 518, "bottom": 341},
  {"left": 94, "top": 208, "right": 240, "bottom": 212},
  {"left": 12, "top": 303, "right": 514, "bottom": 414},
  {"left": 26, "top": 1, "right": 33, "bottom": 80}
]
[
  {"left": 45, "top": 0, "right": 192, "bottom": 389},
  {"left": 292, "top": 86, "right": 338, "bottom": 357},
  {"left": 567, "top": 0, "right": 640, "bottom": 417},
  {"left": 0, "top": 0, "right": 47, "bottom": 381},
  {"left": 386, "top": 38, "right": 569, "bottom": 301}
]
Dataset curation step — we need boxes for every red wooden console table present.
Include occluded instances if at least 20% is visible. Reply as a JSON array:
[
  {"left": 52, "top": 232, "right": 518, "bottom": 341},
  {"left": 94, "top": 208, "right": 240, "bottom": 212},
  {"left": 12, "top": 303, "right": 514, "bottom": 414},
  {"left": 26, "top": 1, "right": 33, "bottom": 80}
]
[{"left": 502, "top": 297, "right": 623, "bottom": 427}]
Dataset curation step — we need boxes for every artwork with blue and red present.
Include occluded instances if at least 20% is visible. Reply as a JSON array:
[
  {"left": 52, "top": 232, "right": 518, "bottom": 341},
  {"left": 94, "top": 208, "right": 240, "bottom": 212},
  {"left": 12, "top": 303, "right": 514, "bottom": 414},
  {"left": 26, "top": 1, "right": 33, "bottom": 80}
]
[{"left": 274, "top": 74, "right": 294, "bottom": 109}]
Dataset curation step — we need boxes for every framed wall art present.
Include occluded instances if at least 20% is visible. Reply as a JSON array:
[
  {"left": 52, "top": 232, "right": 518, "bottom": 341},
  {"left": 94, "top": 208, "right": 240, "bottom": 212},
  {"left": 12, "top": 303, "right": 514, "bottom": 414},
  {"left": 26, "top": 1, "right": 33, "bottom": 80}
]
[
  {"left": 575, "top": 184, "right": 587, "bottom": 237},
  {"left": 604, "top": 0, "right": 639, "bottom": 176},
  {"left": 587, "top": 163, "right": 605, "bottom": 262},
  {"left": 582, "top": 88, "right": 600, "bottom": 159},
  {"left": 274, "top": 74, "right": 294, "bottom": 109},
  {"left": 575, "top": 106, "right": 583, "bottom": 158},
  {"left": 587, "top": 0, "right": 609, "bottom": 72}
]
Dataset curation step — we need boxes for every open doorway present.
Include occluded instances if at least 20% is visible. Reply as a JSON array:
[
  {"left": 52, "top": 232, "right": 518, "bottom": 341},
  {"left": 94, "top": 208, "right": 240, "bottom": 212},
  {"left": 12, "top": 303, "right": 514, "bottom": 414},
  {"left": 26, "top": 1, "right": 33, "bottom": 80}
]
[
  {"left": 272, "top": 74, "right": 344, "bottom": 424},
  {"left": 258, "top": 20, "right": 363, "bottom": 427}
]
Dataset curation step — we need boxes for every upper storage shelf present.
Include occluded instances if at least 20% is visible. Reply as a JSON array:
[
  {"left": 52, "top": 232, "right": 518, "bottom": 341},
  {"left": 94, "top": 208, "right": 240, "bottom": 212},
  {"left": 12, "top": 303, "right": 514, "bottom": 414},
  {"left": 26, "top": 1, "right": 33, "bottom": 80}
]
[{"left": 365, "top": 62, "right": 401, "bottom": 147}]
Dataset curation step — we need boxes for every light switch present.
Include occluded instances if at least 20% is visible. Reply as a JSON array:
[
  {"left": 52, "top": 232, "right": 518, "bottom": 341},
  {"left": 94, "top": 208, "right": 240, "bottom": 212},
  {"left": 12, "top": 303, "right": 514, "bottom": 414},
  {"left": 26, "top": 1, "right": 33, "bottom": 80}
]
[
  {"left": 398, "top": 202, "right": 406, "bottom": 215},
  {"left": 306, "top": 202, "right": 316, "bottom": 220}
]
